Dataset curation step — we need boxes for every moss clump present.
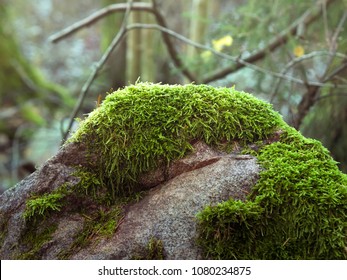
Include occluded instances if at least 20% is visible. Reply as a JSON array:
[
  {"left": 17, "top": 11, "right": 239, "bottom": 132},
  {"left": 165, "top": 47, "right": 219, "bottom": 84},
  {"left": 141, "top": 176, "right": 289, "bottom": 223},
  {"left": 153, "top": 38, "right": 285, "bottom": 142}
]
[
  {"left": 57, "top": 190, "right": 146, "bottom": 259},
  {"left": 23, "top": 192, "right": 66, "bottom": 222},
  {"left": 18, "top": 222, "right": 58, "bottom": 260},
  {"left": 132, "top": 237, "right": 164, "bottom": 260},
  {"left": 196, "top": 127, "right": 347, "bottom": 259},
  {"left": 58, "top": 207, "right": 123, "bottom": 259},
  {"left": 72, "top": 82, "right": 283, "bottom": 197}
]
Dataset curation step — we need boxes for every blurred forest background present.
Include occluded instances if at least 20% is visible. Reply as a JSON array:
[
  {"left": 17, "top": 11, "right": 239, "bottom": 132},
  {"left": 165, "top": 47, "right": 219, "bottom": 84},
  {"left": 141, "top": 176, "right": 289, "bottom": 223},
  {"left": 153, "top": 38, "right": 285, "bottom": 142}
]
[{"left": 1, "top": 0, "right": 347, "bottom": 192}]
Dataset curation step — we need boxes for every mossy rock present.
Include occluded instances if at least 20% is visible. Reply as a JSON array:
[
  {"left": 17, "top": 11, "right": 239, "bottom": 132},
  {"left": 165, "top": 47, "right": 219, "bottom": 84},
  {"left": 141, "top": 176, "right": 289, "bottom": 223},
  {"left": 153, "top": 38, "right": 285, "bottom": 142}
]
[
  {"left": 71, "top": 83, "right": 282, "bottom": 197},
  {"left": 2, "top": 83, "right": 347, "bottom": 259},
  {"left": 70, "top": 82, "right": 347, "bottom": 259}
]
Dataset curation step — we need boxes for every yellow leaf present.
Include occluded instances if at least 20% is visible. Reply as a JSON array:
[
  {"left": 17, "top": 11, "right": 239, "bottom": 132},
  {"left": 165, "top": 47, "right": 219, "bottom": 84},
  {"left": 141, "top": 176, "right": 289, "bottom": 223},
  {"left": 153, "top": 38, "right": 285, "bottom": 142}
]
[
  {"left": 212, "top": 35, "right": 233, "bottom": 52},
  {"left": 293, "top": 45, "right": 305, "bottom": 57},
  {"left": 201, "top": 50, "right": 212, "bottom": 61}
]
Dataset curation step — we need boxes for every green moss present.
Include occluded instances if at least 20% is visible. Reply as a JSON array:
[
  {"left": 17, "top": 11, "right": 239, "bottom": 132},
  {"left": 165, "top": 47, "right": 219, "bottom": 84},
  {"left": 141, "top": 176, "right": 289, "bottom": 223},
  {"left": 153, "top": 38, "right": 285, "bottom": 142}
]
[
  {"left": 71, "top": 82, "right": 283, "bottom": 197},
  {"left": 132, "top": 237, "right": 164, "bottom": 260},
  {"left": 67, "top": 82, "right": 346, "bottom": 259},
  {"left": 0, "top": 217, "right": 8, "bottom": 249},
  {"left": 58, "top": 207, "right": 123, "bottom": 259},
  {"left": 71, "top": 169, "right": 112, "bottom": 204},
  {"left": 23, "top": 192, "right": 66, "bottom": 222},
  {"left": 58, "top": 190, "right": 146, "bottom": 259},
  {"left": 19, "top": 167, "right": 146, "bottom": 259},
  {"left": 18, "top": 222, "right": 58, "bottom": 260},
  {"left": 196, "top": 127, "right": 347, "bottom": 259}
]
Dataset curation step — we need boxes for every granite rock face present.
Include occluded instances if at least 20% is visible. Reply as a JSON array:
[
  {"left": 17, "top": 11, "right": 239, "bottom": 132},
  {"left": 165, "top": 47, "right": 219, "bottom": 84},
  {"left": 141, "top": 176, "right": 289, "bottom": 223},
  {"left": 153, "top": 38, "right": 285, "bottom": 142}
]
[
  {"left": 0, "top": 141, "right": 259, "bottom": 259},
  {"left": 73, "top": 142, "right": 260, "bottom": 259}
]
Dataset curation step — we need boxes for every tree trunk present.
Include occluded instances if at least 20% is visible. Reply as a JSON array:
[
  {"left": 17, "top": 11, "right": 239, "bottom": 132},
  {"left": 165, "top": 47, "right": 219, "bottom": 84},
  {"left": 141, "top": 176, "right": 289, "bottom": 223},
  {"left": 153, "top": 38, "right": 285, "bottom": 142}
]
[
  {"left": 126, "top": 11, "right": 142, "bottom": 83},
  {"left": 187, "top": 0, "right": 209, "bottom": 58},
  {"left": 141, "top": 0, "right": 156, "bottom": 82}
]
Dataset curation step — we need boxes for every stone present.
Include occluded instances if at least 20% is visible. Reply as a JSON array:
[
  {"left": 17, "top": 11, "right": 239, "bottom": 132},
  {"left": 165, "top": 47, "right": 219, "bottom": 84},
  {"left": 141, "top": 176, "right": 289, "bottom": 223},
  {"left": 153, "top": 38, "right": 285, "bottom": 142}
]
[
  {"left": 72, "top": 142, "right": 259, "bottom": 259},
  {"left": 0, "top": 83, "right": 346, "bottom": 260},
  {"left": 0, "top": 140, "right": 260, "bottom": 259}
]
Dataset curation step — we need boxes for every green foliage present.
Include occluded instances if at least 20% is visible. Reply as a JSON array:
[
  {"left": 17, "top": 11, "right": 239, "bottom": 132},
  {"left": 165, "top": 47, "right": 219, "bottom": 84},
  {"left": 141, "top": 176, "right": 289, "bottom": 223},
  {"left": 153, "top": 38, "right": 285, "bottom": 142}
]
[
  {"left": 0, "top": 3, "right": 73, "bottom": 139},
  {"left": 71, "top": 82, "right": 283, "bottom": 197},
  {"left": 75, "top": 207, "right": 122, "bottom": 245},
  {"left": 132, "top": 237, "right": 164, "bottom": 260},
  {"left": 23, "top": 192, "right": 65, "bottom": 222},
  {"left": 58, "top": 204, "right": 128, "bottom": 259},
  {"left": 19, "top": 223, "right": 58, "bottom": 260},
  {"left": 197, "top": 128, "right": 347, "bottom": 259}
]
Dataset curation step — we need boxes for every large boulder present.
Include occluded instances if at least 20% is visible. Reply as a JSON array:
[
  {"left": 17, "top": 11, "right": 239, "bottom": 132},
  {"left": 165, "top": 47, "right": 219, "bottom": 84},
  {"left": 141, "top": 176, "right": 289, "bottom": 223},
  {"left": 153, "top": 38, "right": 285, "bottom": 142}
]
[{"left": 0, "top": 83, "right": 346, "bottom": 259}]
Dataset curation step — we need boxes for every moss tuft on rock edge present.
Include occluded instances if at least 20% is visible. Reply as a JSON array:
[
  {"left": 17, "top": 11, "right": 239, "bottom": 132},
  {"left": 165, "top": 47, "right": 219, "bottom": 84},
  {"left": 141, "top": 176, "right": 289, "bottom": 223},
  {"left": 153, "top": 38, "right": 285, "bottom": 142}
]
[{"left": 71, "top": 82, "right": 283, "bottom": 197}]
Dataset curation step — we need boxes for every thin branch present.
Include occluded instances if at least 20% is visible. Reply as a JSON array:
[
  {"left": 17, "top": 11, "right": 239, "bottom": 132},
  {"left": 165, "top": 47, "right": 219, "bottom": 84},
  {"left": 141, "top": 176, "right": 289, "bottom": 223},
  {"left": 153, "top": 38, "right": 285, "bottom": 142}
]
[
  {"left": 293, "top": 9, "right": 347, "bottom": 129},
  {"left": 62, "top": 0, "right": 134, "bottom": 142},
  {"left": 324, "top": 60, "right": 347, "bottom": 82},
  {"left": 324, "top": 11, "right": 347, "bottom": 72},
  {"left": 149, "top": 4, "right": 197, "bottom": 81},
  {"left": 50, "top": 1, "right": 196, "bottom": 82},
  {"left": 49, "top": 2, "right": 152, "bottom": 43},
  {"left": 202, "top": 0, "right": 336, "bottom": 83},
  {"left": 127, "top": 23, "right": 347, "bottom": 89},
  {"left": 270, "top": 51, "right": 347, "bottom": 102}
]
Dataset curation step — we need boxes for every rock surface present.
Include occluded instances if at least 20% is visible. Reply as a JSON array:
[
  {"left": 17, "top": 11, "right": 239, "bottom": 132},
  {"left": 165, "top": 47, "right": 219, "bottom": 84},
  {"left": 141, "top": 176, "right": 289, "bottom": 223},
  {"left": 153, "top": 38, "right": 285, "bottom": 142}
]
[
  {"left": 0, "top": 141, "right": 259, "bottom": 259},
  {"left": 73, "top": 142, "right": 259, "bottom": 259}
]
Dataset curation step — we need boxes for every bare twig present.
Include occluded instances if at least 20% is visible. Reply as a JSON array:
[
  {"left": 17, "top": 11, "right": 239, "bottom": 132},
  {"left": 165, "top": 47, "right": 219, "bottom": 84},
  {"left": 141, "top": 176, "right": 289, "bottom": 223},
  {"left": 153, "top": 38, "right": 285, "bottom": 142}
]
[
  {"left": 127, "top": 23, "right": 347, "bottom": 89},
  {"left": 62, "top": 0, "right": 134, "bottom": 142},
  {"left": 50, "top": 1, "right": 196, "bottom": 84},
  {"left": 201, "top": 0, "right": 336, "bottom": 83},
  {"left": 293, "top": 10, "right": 347, "bottom": 129},
  {"left": 53, "top": 0, "right": 345, "bottom": 138},
  {"left": 270, "top": 51, "right": 347, "bottom": 102},
  {"left": 149, "top": 4, "right": 196, "bottom": 81},
  {"left": 324, "top": 59, "right": 347, "bottom": 82},
  {"left": 49, "top": 2, "right": 152, "bottom": 43}
]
